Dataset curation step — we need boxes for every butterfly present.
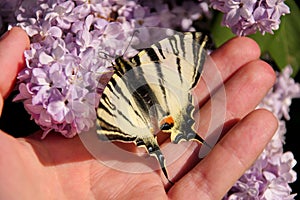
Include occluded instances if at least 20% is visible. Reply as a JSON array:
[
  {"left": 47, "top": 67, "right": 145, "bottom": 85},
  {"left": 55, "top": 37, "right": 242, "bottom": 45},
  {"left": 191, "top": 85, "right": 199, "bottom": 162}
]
[{"left": 96, "top": 31, "right": 210, "bottom": 183}]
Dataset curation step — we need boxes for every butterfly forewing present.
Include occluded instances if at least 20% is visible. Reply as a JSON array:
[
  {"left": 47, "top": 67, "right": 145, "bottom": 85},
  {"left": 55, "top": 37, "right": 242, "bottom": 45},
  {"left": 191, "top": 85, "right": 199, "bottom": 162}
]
[
  {"left": 97, "top": 71, "right": 151, "bottom": 141},
  {"left": 131, "top": 32, "right": 207, "bottom": 90}
]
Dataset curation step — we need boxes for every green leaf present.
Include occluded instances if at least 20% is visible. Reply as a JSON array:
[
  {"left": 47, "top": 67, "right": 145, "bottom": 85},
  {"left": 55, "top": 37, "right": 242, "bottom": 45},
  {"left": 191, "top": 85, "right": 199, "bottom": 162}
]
[
  {"left": 211, "top": 12, "right": 235, "bottom": 47},
  {"left": 211, "top": 0, "right": 300, "bottom": 76},
  {"left": 250, "top": 0, "right": 300, "bottom": 76}
]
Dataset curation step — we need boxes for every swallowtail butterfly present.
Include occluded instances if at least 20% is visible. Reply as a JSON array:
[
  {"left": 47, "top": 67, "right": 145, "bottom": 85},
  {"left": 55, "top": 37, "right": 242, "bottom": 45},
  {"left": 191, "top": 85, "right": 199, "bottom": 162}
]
[{"left": 96, "top": 31, "right": 210, "bottom": 183}]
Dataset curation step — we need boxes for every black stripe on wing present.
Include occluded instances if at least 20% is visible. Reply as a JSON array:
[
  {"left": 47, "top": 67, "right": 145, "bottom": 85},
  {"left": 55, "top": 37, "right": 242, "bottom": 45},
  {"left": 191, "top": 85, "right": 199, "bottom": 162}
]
[
  {"left": 176, "top": 57, "right": 183, "bottom": 83},
  {"left": 125, "top": 47, "right": 171, "bottom": 117},
  {"left": 100, "top": 93, "right": 116, "bottom": 111},
  {"left": 114, "top": 56, "right": 133, "bottom": 74},
  {"left": 154, "top": 42, "right": 166, "bottom": 59},
  {"left": 144, "top": 48, "right": 160, "bottom": 62},
  {"left": 144, "top": 48, "right": 171, "bottom": 114},
  {"left": 191, "top": 33, "right": 208, "bottom": 89},
  {"left": 97, "top": 113, "right": 137, "bottom": 142},
  {"left": 168, "top": 35, "right": 180, "bottom": 56},
  {"left": 98, "top": 99, "right": 115, "bottom": 117},
  {"left": 110, "top": 73, "right": 148, "bottom": 124},
  {"left": 97, "top": 118, "right": 137, "bottom": 142},
  {"left": 131, "top": 54, "right": 141, "bottom": 66},
  {"left": 155, "top": 32, "right": 208, "bottom": 90},
  {"left": 133, "top": 86, "right": 156, "bottom": 111}
]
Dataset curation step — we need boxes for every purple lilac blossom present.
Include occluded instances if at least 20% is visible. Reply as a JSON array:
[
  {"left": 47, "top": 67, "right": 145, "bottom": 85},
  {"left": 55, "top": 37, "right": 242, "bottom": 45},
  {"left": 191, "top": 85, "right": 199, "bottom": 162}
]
[
  {"left": 224, "top": 66, "right": 298, "bottom": 200},
  {"left": 12, "top": 0, "right": 145, "bottom": 138},
  {"left": 210, "top": 0, "right": 290, "bottom": 36},
  {"left": 139, "top": 0, "right": 212, "bottom": 31},
  {"left": 259, "top": 66, "right": 300, "bottom": 120},
  {"left": 2, "top": 0, "right": 211, "bottom": 138}
]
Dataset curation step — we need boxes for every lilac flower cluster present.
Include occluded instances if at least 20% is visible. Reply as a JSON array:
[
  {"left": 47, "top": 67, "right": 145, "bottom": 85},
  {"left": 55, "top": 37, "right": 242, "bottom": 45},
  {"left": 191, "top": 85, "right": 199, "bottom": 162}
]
[
  {"left": 141, "top": 0, "right": 212, "bottom": 31},
  {"left": 260, "top": 66, "right": 300, "bottom": 120},
  {"left": 0, "top": 0, "right": 211, "bottom": 138},
  {"left": 224, "top": 66, "right": 298, "bottom": 200},
  {"left": 210, "top": 0, "right": 290, "bottom": 36},
  {"left": 10, "top": 0, "right": 154, "bottom": 138}
]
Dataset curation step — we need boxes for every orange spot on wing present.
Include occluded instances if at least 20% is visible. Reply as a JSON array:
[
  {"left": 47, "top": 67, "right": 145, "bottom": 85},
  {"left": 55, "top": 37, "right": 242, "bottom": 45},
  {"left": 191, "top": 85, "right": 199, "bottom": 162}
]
[{"left": 160, "top": 116, "right": 174, "bottom": 126}]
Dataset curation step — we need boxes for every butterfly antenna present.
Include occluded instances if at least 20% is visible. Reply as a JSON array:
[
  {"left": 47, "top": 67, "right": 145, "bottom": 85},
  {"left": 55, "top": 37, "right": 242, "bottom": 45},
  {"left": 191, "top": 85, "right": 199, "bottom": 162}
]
[
  {"left": 99, "top": 51, "right": 114, "bottom": 60},
  {"left": 122, "top": 29, "right": 139, "bottom": 57},
  {"left": 98, "top": 51, "right": 117, "bottom": 71}
]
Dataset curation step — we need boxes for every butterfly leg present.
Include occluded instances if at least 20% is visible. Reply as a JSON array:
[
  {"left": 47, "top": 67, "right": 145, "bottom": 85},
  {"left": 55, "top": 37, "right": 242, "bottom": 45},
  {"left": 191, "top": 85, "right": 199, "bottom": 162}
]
[{"left": 136, "top": 137, "right": 173, "bottom": 184}]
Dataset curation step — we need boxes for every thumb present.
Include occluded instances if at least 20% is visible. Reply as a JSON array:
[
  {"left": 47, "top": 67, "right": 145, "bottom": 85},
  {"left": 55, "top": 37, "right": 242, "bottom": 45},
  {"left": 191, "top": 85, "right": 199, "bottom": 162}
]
[{"left": 0, "top": 27, "right": 30, "bottom": 99}]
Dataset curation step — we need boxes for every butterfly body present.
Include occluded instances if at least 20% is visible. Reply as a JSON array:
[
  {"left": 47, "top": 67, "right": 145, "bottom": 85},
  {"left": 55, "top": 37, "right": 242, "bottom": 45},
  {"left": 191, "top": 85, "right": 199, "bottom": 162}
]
[{"left": 96, "top": 32, "right": 209, "bottom": 183}]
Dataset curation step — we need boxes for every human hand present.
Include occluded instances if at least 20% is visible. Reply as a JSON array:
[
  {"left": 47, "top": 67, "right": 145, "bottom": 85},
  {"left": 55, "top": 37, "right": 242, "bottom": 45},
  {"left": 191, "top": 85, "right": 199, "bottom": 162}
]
[{"left": 0, "top": 27, "right": 278, "bottom": 199}]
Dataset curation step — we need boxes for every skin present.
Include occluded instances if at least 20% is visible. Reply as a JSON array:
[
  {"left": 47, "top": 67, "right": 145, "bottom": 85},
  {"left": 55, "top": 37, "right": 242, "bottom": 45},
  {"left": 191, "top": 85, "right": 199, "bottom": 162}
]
[{"left": 0, "top": 27, "right": 278, "bottom": 200}]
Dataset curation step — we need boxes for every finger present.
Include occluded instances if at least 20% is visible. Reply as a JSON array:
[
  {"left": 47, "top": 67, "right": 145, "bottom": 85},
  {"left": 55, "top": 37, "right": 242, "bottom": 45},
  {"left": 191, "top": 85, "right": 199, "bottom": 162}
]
[
  {"left": 162, "top": 58, "right": 275, "bottom": 184},
  {"left": 210, "top": 37, "right": 261, "bottom": 81},
  {"left": 0, "top": 27, "right": 30, "bottom": 98},
  {"left": 195, "top": 37, "right": 261, "bottom": 105},
  {"left": 198, "top": 59, "right": 276, "bottom": 136},
  {"left": 168, "top": 109, "right": 278, "bottom": 200}
]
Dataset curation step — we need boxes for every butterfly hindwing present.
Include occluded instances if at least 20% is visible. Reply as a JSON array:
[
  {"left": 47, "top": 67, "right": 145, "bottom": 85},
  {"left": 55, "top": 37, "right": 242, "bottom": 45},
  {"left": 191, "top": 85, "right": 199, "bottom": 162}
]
[{"left": 128, "top": 32, "right": 208, "bottom": 144}]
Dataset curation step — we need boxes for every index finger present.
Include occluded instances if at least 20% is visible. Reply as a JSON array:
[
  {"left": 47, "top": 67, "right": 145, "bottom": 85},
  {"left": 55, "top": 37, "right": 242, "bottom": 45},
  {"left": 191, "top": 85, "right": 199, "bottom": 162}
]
[
  {"left": 195, "top": 36, "right": 261, "bottom": 105},
  {"left": 0, "top": 27, "right": 30, "bottom": 98},
  {"left": 168, "top": 109, "right": 278, "bottom": 199}
]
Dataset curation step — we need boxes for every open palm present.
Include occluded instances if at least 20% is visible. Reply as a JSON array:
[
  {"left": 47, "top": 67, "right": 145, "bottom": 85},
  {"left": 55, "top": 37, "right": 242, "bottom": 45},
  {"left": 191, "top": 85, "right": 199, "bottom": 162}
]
[{"left": 0, "top": 28, "right": 278, "bottom": 200}]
